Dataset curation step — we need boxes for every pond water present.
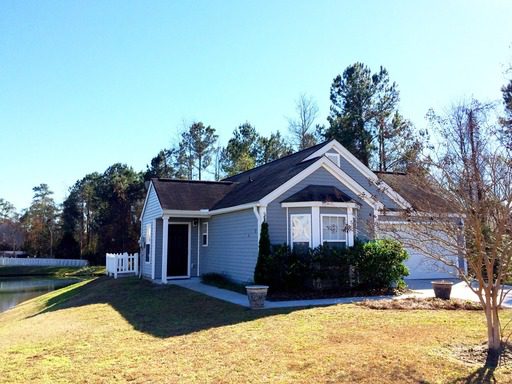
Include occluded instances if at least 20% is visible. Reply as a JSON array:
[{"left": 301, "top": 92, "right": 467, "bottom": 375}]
[{"left": 0, "top": 277, "right": 80, "bottom": 313}]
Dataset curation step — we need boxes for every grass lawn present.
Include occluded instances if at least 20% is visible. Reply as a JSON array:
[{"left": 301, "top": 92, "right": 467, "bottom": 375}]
[
  {"left": 0, "top": 277, "right": 511, "bottom": 383},
  {"left": 0, "top": 265, "right": 105, "bottom": 277}
]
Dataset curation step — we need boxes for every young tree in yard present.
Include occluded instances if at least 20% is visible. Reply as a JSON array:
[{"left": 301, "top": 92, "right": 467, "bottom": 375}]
[
  {"left": 288, "top": 94, "right": 319, "bottom": 150},
  {"left": 179, "top": 122, "right": 218, "bottom": 180},
  {"left": 383, "top": 99, "right": 511, "bottom": 366}
]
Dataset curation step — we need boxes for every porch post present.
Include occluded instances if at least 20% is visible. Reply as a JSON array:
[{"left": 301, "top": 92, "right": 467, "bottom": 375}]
[
  {"left": 311, "top": 206, "right": 320, "bottom": 247},
  {"left": 347, "top": 207, "right": 354, "bottom": 247},
  {"left": 161, "top": 217, "right": 169, "bottom": 284}
]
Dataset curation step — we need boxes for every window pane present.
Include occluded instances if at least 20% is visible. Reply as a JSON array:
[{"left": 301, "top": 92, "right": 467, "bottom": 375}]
[
  {"left": 322, "top": 216, "right": 346, "bottom": 241},
  {"left": 145, "top": 244, "right": 150, "bottom": 262},
  {"left": 291, "top": 215, "right": 311, "bottom": 243}
]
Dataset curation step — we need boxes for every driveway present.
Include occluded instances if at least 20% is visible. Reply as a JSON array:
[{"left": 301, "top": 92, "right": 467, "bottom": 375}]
[{"left": 404, "top": 279, "right": 512, "bottom": 308}]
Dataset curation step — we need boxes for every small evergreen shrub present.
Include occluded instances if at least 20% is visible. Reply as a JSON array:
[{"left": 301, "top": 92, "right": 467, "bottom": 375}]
[
  {"left": 355, "top": 239, "right": 409, "bottom": 289},
  {"left": 254, "top": 222, "right": 272, "bottom": 285}
]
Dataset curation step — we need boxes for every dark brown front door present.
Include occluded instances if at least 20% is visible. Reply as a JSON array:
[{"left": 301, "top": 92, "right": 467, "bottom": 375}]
[{"left": 167, "top": 224, "right": 189, "bottom": 277}]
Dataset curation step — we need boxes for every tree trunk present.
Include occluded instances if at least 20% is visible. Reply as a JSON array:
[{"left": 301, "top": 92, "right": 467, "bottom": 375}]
[{"left": 483, "top": 290, "right": 502, "bottom": 367}]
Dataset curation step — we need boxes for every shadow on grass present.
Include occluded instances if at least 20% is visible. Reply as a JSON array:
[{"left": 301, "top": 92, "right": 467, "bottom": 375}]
[
  {"left": 451, "top": 366, "right": 496, "bottom": 384},
  {"left": 34, "top": 276, "right": 298, "bottom": 338}
]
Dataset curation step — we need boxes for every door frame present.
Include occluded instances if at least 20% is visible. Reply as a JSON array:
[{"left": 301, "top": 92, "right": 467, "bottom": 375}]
[{"left": 166, "top": 222, "right": 191, "bottom": 280}]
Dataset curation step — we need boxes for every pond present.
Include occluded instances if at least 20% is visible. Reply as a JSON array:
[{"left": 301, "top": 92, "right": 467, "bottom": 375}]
[{"left": 0, "top": 277, "right": 81, "bottom": 313}]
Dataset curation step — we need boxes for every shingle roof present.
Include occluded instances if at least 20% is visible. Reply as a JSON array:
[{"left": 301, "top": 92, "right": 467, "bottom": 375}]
[
  {"left": 149, "top": 141, "right": 332, "bottom": 211},
  {"left": 281, "top": 185, "right": 355, "bottom": 204},
  {"left": 375, "top": 172, "right": 455, "bottom": 213},
  {"left": 151, "top": 179, "right": 236, "bottom": 211}
]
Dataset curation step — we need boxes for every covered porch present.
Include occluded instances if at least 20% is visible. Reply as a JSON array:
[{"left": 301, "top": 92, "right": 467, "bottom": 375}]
[{"left": 146, "top": 213, "right": 209, "bottom": 283}]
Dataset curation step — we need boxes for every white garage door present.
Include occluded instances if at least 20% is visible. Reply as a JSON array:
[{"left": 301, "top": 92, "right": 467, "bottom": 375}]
[{"left": 378, "top": 225, "right": 460, "bottom": 280}]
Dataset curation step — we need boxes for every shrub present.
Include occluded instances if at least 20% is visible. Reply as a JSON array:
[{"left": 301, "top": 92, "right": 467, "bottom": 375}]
[
  {"left": 254, "top": 222, "right": 271, "bottom": 285},
  {"left": 255, "top": 244, "right": 355, "bottom": 293},
  {"left": 355, "top": 239, "right": 409, "bottom": 289}
]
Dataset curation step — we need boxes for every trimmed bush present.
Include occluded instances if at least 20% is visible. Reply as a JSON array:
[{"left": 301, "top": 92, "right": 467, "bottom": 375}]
[
  {"left": 254, "top": 222, "right": 272, "bottom": 285},
  {"left": 355, "top": 239, "right": 409, "bottom": 289}
]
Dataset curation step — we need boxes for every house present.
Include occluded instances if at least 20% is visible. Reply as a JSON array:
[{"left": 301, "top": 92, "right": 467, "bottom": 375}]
[{"left": 139, "top": 139, "right": 465, "bottom": 283}]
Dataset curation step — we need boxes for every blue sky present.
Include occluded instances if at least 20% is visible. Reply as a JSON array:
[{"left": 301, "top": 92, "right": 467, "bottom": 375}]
[{"left": 1, "top": 1, "right": 511, "bottom": 210}]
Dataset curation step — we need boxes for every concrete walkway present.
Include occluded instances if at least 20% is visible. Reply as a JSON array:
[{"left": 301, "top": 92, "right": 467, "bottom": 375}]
[
  {"left": 170, "top": 278, "right": 400, "bottom": 309},
  {"left": 403, "top": 279, "right": 512, "bottom": 308},
  {"left": 170, "top": 278, "right": 512, "bottom": 309}
]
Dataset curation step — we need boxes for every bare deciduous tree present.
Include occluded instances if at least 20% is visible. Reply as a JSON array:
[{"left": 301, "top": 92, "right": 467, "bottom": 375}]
[
  {"left": 288, "top": 94, "right": 319, "bottom": 150},
  {"left": 380, "top": 99, "right": 512, "bottom": 366}
]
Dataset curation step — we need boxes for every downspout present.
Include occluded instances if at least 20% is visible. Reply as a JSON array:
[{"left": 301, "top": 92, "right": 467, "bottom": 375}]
[
  {"left": 197, "top": 219, "right": 200, "bottom": 277},
  {"left": 253, "top": 206, "right": 262, "bottom": 240}
]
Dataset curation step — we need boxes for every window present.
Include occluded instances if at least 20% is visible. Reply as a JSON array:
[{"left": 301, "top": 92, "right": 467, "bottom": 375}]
[
  {"left": 145, "top": 224, "right": 151, "bottom": 263},
  {"left": 201, "top": 222, "right": 208, "bottom": 246},
  {"left": 291, "top": 214, "right": 311, "bottom": 252},
  {"left": 321, "top": 215, "right": 347, "bottom": 248},
  {"left": 325, "top": 153, "right": 340, "bottom": 167}
]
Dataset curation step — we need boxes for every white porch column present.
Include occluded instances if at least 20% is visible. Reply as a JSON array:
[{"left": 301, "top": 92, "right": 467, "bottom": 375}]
[
  {"left": 311, "top": 206, "right": 320, "bottom": 247},
  {"left": 161, "top": 217, "right": 169, "bottom": 283},
  {"left": 347, "top": 207, "right": 354, "bottom": 247},
  {"left": 151, "top": 219, "right": 156, "bottom": 280}
]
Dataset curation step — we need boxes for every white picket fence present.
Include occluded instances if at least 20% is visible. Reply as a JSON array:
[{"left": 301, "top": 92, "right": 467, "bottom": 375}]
[
  {"left": 0, "top": 257, "right": 88, "bottom": 267},
  {"left": 105, "top": 252, "right": 138, "bottom": 278}
]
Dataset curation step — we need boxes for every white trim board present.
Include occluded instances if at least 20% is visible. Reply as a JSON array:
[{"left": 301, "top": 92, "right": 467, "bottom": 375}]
[
  {"left": 303, "top": 140, "right": 412, "bottom": 210},
  {"left": 281, "top": 202, "right": 360, "bottom": 209}
]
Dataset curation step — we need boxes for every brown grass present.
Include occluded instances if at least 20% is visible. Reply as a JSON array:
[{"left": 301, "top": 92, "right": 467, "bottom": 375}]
[{"left": 0, "top": 277, "right": 511, "bottom": 383}]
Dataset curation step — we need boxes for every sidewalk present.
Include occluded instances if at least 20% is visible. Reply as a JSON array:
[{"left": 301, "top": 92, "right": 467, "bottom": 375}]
[
  {"left": 170, "top": 278, "right": 512, "bottom": 309},
  {"left": 170, "top": 278, "right": 397, "bottom": 309}
]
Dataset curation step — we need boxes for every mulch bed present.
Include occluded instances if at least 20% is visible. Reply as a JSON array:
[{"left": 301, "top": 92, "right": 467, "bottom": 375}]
[
  {"left": 357, "top": 297, "right": 483, "bottom": 310},
  {"left": 266, "top": 288, "right": 403, "bottom": 301},
  {"left": 453, "top": 342, "right": 512, "bottom": 367}
]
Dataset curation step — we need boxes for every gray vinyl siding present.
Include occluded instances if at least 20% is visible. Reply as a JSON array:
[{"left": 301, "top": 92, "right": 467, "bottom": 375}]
[
  {"left": 266, "top": 167, "right": 375, "bottom": 244},
  {"left": 199, "top": 208, "right": 258, "bottom": 283},
  {"left": 140, "top": 184, "right": 163, "bottom": 278},
  {"left": 325, "top": 149, "right": 400, "bottom": 209}
]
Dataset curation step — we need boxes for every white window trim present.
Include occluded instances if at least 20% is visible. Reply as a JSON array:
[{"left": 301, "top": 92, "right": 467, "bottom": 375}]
[
  {"left": 290, "top": 213, "right": 312, "bottom": 250},
  {"left": 201, "top": 222, "right": 208, "bottom": 247},
  {"left": 320, "top": 214, "right": 349, "bottom": 245}
]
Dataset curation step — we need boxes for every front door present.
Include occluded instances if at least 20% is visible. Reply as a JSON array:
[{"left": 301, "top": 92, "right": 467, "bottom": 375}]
[{"left": 167, "top": 224, "right": 189, "bottom": 277}]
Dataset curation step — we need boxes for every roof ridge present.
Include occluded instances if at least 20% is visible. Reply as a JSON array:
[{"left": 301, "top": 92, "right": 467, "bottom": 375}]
[{"left": 153, "top": 178, "right": 235, "bottom": 185}]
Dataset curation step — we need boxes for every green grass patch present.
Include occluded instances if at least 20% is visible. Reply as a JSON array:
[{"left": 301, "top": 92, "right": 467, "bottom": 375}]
[
  {"left": 0, "top": 265, "right": 105, "bottom": 277},
  {"left": 0, "top": 276, "right": 512, "bottom": 383}
]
